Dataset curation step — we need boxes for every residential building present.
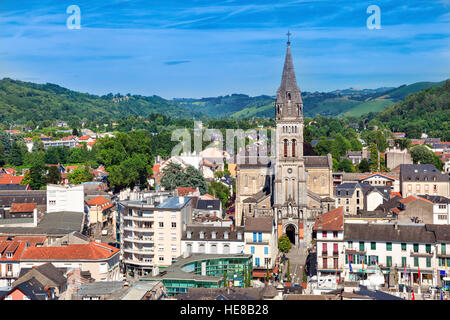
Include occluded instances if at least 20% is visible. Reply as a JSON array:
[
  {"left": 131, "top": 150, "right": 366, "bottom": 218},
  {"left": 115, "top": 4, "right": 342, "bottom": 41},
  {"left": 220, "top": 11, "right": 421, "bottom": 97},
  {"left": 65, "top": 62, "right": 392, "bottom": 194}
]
[
  {"left": 86, "top": 196, "right": 114, "bottom": 229},
  {"left": 358, "top": 172, "right": 400, "bottom": 193},
  {"left": 418, "top": 195, "right": 450, "bottom": 225},
  {"left": 0, "top": 278, "right": 49, "bottom": 300},
  {"left": 397, "top": 196, "right": 434, "bottom": 224},
  {"left": 244, "top": 216, "right": 277, "bottom": 279},
  {"left": 20, "top": 241, "right": 120, "bottom": 282},
  {"left": 314, "top": 207, "right": 344, "bottom": 282},
  {"left": 119, "top": 194, "right": 192, "bottom": 277},
  {"left": 343, "top": 223, "right": 437, "bottom": 286},
  {"left": 335, "top": 182, "right": 390, "bottom": 215},
  {"left": 181, "top": 225, "right": 245, "bottom": 256},
  {"left": 47, "top": 184, "right": 84, "bottom": 213},
  {"left": 400, "top": 164, "right": 449, "bottom": 198}
]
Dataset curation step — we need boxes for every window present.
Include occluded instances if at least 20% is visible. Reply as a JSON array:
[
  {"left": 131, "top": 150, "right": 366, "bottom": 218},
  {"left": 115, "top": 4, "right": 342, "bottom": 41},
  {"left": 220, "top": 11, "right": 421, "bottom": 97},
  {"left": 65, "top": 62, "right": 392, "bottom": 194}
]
[
  {"left": 224, "top": 232, "right": 229, "bottom": 240},
  {"left": 264, "top": 247, "right": 269, "bottom": 255},
  {"left": 187, "top": 231, "right": 192, "bottom": 239},
  {"left": 223, "top": 244, "right": 230, "bottom": 254},
  {"left": 171, "top": 222, "right": 176, "bottom": 228},
  {"left": 426, "top": 257, "right": 431, "bottom": 268},
  {"left": 171, "top": 245, "right": 176, "bottom": 252},
  {"left": 253, "top": 232, "right": 257, "bottom": 242},
  {"left": 386, "top": 242, "right": 392, "bottom": 251},
  {"left": 159, "top": 256, "right": 164, "bottom": 261},
  {"left": 402, "top": 257, "right": 407, "bottom": 267},
  {"left": 258, "top": 232, "right": 262, "bottom": 243},
  {"left": 371, "top": 242, "right": 376, "bottom": 250},
  {"left": 199, "top": 244, "right": 205, "bottom": 253},
  {"left": 251, "top": 246, "right": 255, "bottom": 254},
  {"left": 414, "top": 257, "right": 419, "bottom": 267},
  {"left": 333, "top": 243, "right": 338, "bottom": 255},
  {"left": 322, "top": 243, "right": 328, "bottom": 256},
  {"left": 200, "top": 231, "right": 204, "bottom": 239},
  {"left": 211, "top": 232, "right": 216, "bottom": 239},
  {"left": 426, "top": 244, "right": 431, "bottom": 253},
  {"left": 322, "top": 231, "right": 327, "bottom": 238},
  {"left": 359, "top": 242, "right": 364, "bottom": 252},
  {"left": 171, "top": 233, "right": 177, "bottom": 240},
  {"left": 413, "top": 243, "right": 419, "bottom": 253},
  {"left": 348, "top": 241, "right": 353, "bottom": 249},
  {"left": 401, "top": 243, "right": 407, "bottom": 251},
  {"left": 255, "top": 257, "right": 260, "bottom": 267},
  {"left": 323, "top": 258, "right": 328, "bottom": 269},
  {"left": 211, "top": 244, "right": 217, "bottom": 254},
  {"left": 442, "top": 244, "right": 446, "bottom": 255},
  {"left": 333, "top": 231, "right": 338, "bottom": 238},
  {"left": 159, "top": 222, "right": 164, "bottom": 228},
  {"left": 7, "top": 264, "right": 12, "bottom": 272},
  {"left": 237, "top": 233, "right": 242, "bottom": 240},
  {"left": 386, "top": 256, "right": 392, "bottom": 267}
]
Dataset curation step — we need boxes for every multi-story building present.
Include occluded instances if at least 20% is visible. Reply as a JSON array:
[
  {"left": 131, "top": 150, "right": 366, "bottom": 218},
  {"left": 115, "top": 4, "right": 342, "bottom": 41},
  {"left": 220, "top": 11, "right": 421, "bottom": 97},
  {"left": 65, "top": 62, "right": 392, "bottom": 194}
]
[
  {"left": 343, "top": 223, "right": 445, "bottom": 287},
  {"left": 46, "top": 184, "right": 84, "bottom": 213},
  {"left": 335, "top": 182, "right": 390, "bottom": 215},
  {"left": 358, "top": 172, "right": 400, "bottom": 193},
  {"left": 400, "top": 164, "right": 450, "bottom": 198},
  {"left": 314, "top": 207, "right": 344, "bottom": 282},
  {"left": 243, "top": 216, "right": 277, "bottom": 280},
  {"left": 419, "top": 195, "right": 450, "bottom": 224},
  {"left": 119, "top": 195, "right": 192, "bottom": 277},
  {"left": 20, "top": 241, "right": 120, "bottom": 282},
  {"left": 181, "top": 225, "right": 244, "bottom": 256}
]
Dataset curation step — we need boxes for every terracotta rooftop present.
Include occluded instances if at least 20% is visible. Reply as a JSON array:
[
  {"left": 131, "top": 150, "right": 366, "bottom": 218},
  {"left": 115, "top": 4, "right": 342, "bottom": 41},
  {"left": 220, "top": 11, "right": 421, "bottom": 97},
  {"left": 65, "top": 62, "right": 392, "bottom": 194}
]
[
  {"left": 0, "top": 175, "right": 24, "bottom": 185},
  {"left": 21, "top": 242, "right": 119, "bottom": 261},
  {"left": 176, "top": 187, "right": 198, "bottom": 196},
  {"left": 10, "top": 203, "right": 37, "bottom": 213},
  {"left": 313, "top": 206, "right": 344, "bottom": 231}
]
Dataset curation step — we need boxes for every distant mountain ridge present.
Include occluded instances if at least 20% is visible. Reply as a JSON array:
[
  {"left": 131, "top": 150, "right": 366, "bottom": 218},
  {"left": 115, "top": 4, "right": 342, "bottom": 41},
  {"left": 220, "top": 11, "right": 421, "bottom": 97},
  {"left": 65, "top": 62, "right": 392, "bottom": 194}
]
[{"left": 0, "top": 77, "right": 446, "bottom": 124}]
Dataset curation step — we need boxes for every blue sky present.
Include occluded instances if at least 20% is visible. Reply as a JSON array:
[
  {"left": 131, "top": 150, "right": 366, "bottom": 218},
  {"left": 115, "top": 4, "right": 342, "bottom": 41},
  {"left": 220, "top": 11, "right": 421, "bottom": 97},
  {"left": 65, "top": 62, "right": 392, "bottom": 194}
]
[{"left": 0, "top": 0, "right": 449, "bottom": 98}]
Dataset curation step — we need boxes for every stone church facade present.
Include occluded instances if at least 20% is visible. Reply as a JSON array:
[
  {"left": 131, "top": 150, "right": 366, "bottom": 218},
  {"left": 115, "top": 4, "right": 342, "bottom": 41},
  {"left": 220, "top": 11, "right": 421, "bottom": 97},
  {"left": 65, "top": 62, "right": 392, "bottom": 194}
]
[{"left": 235, "top": 40, "right": 334, "bottom": 247}]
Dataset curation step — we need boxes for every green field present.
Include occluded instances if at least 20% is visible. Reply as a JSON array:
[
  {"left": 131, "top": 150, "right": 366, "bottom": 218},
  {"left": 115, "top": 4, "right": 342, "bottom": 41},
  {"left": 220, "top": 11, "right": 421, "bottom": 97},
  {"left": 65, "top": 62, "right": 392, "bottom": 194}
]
[{"left": 342, "top": 99, "right": 395, "bottom": 117}]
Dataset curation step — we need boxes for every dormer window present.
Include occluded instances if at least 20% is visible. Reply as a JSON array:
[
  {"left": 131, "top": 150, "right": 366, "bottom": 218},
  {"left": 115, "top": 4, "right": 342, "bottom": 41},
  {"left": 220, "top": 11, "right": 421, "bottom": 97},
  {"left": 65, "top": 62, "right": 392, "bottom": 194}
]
[
  {"left": 211, "top": 232, "right": 216, "bottom": 239},
  {"left": 187, "top": 231, "right": 192, "bottom": 239},
  {"left": 199, "top": 231, "right": 205, "bottom": 239},
  {"left": 237, "top": 232, "right": 242, "bottom": 240},
  {"left": 6, "top": 253, "right": 13, "bottom": 258},
  {"left": 224, "top": 232, "right": 229, "bottom": 240}
]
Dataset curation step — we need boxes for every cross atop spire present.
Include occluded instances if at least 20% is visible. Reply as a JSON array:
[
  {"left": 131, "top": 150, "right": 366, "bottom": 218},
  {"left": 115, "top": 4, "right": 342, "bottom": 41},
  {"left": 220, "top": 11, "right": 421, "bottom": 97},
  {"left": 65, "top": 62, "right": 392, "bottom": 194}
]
[{"left": 286, "top": 31, "right": 291, "bottom": 45}]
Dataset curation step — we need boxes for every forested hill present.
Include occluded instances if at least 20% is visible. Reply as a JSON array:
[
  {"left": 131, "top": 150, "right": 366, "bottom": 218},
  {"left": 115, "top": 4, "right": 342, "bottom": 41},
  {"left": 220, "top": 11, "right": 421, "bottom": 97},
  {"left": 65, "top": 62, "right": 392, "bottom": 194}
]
[
  {"left": 0, "top": 78, "right": 201, "bottom": 123},
  {"left": 376, "top": 79, "right": 450, "bottom": 140}
]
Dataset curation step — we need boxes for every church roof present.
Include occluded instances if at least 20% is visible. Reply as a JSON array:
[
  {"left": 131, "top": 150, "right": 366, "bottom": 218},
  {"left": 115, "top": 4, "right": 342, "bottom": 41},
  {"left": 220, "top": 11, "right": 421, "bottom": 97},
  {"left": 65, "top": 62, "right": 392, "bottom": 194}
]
[
  {"left": 304, "top": 155, "right": 331, "bottom": 168},
  {"left": 277, "top": 42, "right": 301, "bottom": 98}
]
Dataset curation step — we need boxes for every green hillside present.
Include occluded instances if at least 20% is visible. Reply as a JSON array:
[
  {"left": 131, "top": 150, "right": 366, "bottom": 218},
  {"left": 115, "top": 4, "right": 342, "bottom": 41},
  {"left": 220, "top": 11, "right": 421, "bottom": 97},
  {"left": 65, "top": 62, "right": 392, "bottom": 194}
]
[
  {"left": 0, "top": 78, "right": 200, "bottom": 124},
  {"left": 376, "top": 79, "right": 450, "bottom": 140},
  {"left": 342, "top": 99, "right": 395, "bottom": 117}
]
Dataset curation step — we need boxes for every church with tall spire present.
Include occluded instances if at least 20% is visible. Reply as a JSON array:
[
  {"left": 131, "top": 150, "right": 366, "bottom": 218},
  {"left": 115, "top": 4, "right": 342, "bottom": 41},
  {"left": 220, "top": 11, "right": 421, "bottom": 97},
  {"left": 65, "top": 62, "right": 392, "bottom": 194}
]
[{"left": 234, "top": 35, "right": 334, "bottom": 247}]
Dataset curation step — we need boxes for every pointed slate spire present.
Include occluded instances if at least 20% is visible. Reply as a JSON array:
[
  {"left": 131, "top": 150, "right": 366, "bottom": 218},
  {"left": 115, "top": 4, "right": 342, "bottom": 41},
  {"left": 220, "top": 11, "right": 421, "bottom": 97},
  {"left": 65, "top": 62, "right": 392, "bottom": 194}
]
[{"left": 276, "top": 35, "right": 303, "bottom": 119}]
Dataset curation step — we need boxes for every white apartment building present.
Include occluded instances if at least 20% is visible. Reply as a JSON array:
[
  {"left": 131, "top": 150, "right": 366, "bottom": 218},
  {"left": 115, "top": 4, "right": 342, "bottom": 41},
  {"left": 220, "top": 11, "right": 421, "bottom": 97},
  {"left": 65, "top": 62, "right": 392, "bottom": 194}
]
[
  {"left": 181, "top": 225, "right": 245, "bottom": 256},
  {"left": 314, "top": 207, "right": 345, "bottom": 282},
  {"left": 417, "top": 195, "right": 450, "bottom": 225},
  {"left": 243, "top": 216, "right": 277, "bottom": 279},
  {"left": 46, "top": 184, "right": 84, "bottom": 213},
  {"left": 343, "top": 223, "right": 440, "bottom": 286},
  {"left": 119, "top": 194, "right": 192, "bottom": 277}
]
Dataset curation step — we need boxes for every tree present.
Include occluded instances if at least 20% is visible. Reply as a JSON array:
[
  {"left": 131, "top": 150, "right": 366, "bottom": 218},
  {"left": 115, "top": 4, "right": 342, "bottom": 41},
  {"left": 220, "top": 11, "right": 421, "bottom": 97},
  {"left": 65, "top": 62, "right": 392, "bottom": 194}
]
[
  {"left": 46, "top": 165, "right": 61, "bottom": 184},
  {"left": 349, "top": 138, "right": 363, "bottom": 151},
  {"left": 8, "top": 141, "right": 24, "bottom": 166},
  {"left": 67, "top": 165, "right": 94, "bottom": 184},
  {"left": 21, "top": 155, "right": 46, "bottom": 190},
  {"left": 160, "top": 163, "right": 207, "bottom": 194},
  {"left": 0, "top": 141, "right": 5, "bottom": 166},
  {"left": 278, "top": 234, "right": 292, "bottom": 254},
  {"left": 337, "top": 158, "right": 355, "bottom": 173},
  {"left": 287, "top": 260, "right": 291, "bottom": 283},
  {"left": 410, "top": 145, "right": 444, "bottom": 171},
  {"left": 357, "top": 158, "right": 370, "bottom": 173},
  {"left": 330, "top": 134, "right": 351, "bottom": 160},
  {"left": 208, "top": 181, "right": 230, "bottom": 207}
]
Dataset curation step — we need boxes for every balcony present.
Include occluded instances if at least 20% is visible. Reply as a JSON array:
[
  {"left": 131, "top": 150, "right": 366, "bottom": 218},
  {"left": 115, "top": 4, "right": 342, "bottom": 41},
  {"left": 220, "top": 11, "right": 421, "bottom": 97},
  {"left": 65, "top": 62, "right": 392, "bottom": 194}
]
[
  {"left": 320, "top": 251, "right": 339, "bottom": 258},
  {"left": 345, "top": 248, "right": 366, "bottom": 254},
  {"left": 409, "top": 250, "right": 433, "bottom": 258},
  {"left": 123, "top": 225, "right": 154, "bottom": 233},
  {"left": 123, "top": 258, "right": 154, "bottom": 266},
  {"left": 123, "top": 237, "right": 154, "bottom": 243},
  {"left": 123, "top": 247, "right": 155, "bottom": 255},
  {"left": 123, "top": 215, "right": 154, "bottom": 222}
]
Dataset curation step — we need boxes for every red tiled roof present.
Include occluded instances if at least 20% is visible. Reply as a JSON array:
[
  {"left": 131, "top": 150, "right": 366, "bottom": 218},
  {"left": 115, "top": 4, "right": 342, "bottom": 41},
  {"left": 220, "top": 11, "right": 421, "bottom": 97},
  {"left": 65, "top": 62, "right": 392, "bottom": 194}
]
[
  {"left": 176, "top": 187, "right": 197, "bottom": 196},
  {"left": 392, "top": 208, "right": 401, "bottom": 214},
  {"left": 398, "top": 196, "right": 418, "bottom": 204},
  {"left": 0, "top": 175, "right": 24, "bottom": 185},
  {"left": 78, "top": 136, "right": 91, "bottom": 141},
  {"left": 360, "top": 172, "right": 397, "bottom": 181},
  {"left": 87, "top": 196, "right": 113, "bottom": 211},
  {"left": 313, "top": 207, "right": 344, "bottom": 231},
  {"left": 0, "top": 241, "right": 27, "bottom": 261},
  {"left": 391, "top": 192, "right": 402, "bottom": 198},
  {"left": 21, "top": 242, "right": 119, "bottom": 261},
  {"left": 10, "top": 203, "right": 36, "bottom": 213},
  {"left": 87, "top": 140, "right": 96, "bottom": 146},
  {"left": 13, "top": 236, "right": 46, "bottom": 246},
  {"left": 152, "top": 164, "right": 161, "bottom": 174}
]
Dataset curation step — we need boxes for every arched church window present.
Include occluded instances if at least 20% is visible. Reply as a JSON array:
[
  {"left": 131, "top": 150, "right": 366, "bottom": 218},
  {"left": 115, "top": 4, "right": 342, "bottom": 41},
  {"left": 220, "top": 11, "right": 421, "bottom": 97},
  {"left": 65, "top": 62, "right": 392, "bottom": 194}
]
[
  {"left": 287, "top": 92, "right": 291, "bottom": 100},
  {"left": 292, "top": 139, "right": 296, "bottom": 157},
  {"left": 284, "top": 139, "right": 288, "bottom": 157}
]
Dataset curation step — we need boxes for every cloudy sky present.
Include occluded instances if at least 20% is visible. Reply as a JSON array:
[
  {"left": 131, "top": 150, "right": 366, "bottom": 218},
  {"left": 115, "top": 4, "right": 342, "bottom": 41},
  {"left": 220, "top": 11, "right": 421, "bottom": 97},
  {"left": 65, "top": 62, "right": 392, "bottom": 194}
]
[{"left": 0, "top": 0, "right": 449, "bottom": 98}]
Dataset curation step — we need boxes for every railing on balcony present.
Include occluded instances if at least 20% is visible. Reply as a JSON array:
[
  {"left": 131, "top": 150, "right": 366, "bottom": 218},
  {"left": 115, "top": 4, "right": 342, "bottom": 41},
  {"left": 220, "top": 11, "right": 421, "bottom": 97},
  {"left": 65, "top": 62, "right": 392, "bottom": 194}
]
[{"left": 410, "top": 250, "right": 433, "bottom": 257}]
